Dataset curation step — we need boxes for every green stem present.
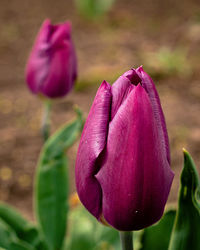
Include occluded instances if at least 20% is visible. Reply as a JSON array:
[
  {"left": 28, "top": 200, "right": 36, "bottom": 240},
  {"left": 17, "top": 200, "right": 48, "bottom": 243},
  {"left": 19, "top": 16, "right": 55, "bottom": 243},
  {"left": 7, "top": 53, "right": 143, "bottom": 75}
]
[
  {"left": 41, "top": 100, "right": 52, "bottom": 142},
  {"left": 119, "top": 231, "right": 133, "bottom": 250}
]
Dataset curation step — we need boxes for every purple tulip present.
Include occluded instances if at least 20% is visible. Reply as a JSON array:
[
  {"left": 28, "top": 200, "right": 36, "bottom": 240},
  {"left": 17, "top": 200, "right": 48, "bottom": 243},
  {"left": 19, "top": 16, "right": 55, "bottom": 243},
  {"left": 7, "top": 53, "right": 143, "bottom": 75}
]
[
  {"left": 75, "top": 67, "right": 174, "bottom": 231},
  {"left": 25, "top": 19, "right": 77, "bottom": 98}
]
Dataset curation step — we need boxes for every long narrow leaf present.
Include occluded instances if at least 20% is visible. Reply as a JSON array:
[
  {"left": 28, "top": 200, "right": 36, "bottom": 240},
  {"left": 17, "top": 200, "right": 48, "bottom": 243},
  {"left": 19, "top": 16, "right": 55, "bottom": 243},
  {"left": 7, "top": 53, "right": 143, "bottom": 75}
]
[
  {"left": 0, "top": 202, "right": 44, "bottom": 248},
  {"left": 168, "top": 149, "right": 200, "bottom": 250},
  {"left": 0, "top": 218, "right": 34, "bottom": 250},
  {"left": 35, "top": 109, "right": 83, "bottom": 250}
]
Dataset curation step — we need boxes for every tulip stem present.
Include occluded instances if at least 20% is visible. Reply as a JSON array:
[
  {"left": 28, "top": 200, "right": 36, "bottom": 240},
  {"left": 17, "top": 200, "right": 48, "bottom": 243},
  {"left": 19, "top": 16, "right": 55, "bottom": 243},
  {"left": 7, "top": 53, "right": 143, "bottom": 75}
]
[
  {"left": 119, "top": 231, "right": 133, "bottom": 250},
  {"left": 41, "top": 100, "right": 52, "bottom": 142}
]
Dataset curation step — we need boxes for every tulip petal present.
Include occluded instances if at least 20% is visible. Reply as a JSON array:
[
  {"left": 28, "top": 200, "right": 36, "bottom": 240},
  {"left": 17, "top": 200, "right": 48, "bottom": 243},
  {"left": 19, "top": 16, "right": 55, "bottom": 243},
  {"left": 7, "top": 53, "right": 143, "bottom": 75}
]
[
  {"left": 36, "top": 19, "right": 52, "bottom": 44},
  {"left": 75, "top": 81, "right": 112, "bottom": 219},
  {"left": 41, "top": 43, "right": 73, "bottom": 98},
  {"left": 42, "top": 22, "right": 76, "bottom": 97},
  {"left": 25, "top": 19, "right": 52, "bottom": 94},
  {"left": 123, "top": 69, "right": 141, "bottom": 84},
  {"left": 96, "top": 84, "right": 174, "bottom": 231},
  {"left": 111, "top": 69, "right": 142, "bottom": 120},
  {"left": 111, "top": 75, "right": 134, "bottom": 120},
  {"left": 51, "top": 22, "right": 71, "bottom": 48},
  {"left": 136, "top": 66, "right": 170, "bottom": 164}
]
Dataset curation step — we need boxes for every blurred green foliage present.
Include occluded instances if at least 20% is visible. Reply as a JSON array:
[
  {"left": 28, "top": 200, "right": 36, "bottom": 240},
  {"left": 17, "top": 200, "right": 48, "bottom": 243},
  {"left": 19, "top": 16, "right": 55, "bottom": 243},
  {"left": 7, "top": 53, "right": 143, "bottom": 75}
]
[
  {"left": 142, "top": 47, "right": 191, "bottom": 79},
  {"left": 65, "top": 206, "right": 120, "bottom": 250},
  {"left": 75, "top": 0, "right": 115, "bottom": 18},
  {"left": 0, "top": 202, "right": 43, "bottom": 248}
]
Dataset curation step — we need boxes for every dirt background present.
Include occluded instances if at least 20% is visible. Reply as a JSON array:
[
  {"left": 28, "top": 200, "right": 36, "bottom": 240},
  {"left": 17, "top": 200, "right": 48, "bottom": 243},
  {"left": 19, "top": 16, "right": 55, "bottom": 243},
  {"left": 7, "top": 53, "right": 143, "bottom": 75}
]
[{"left": 0, "top": 0, "right": 200, "bottom": 221}]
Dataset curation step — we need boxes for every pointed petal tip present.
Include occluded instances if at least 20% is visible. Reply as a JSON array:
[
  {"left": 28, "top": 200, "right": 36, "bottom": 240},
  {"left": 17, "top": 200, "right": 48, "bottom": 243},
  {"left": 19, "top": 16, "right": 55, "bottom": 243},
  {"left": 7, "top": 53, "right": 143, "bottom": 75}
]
[
  {"left": 101, "top": 80, "right": 111, "bottom": 90},
  {"left": 42, "top": 18, "right": 51, "bottom": 27},
  {"left": 135, "top": 82, "right": 145, "bottom": 92},
  {"left": 136, "top": 65, "right": 144, "bottom": 73}
]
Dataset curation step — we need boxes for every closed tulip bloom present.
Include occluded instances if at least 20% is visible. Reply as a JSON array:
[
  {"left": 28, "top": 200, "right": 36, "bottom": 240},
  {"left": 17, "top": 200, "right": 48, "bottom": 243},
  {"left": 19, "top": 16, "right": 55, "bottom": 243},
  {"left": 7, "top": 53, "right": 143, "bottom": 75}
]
[
  {"left": 25, "top": 19, "right": 77, "bottom": 98},
  {"left": 75, "top": 67, "right": 174, "bottom": 231}
]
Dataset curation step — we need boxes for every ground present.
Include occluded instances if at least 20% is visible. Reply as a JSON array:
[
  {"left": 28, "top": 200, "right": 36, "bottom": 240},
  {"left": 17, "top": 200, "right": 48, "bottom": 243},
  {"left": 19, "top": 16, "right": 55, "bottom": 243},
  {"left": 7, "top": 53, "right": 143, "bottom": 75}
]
[{"left": 0, "top": 0, "right": 200, "bottom": 220}]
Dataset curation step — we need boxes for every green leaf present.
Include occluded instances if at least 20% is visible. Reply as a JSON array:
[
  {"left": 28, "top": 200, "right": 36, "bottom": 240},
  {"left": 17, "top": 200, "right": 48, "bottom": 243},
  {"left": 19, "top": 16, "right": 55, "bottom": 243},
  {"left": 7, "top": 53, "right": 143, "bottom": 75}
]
[
  {"left": 35, "top": 109, "right": 83, "bottom": 250},
  {"left": 168, "top": 149, "right": 200, "bottom": 250},
  {"left": 139, "top": 209, "right": 176, "bottom": 250},
  {"left": 75, "top": 0, "right": 115, "bottom": 18},
  {"left": 0, "top": 202, "right": 45, "bottom": 248},
  {"left": 0, "top": 218, "right": 34, "bottom": 250}
]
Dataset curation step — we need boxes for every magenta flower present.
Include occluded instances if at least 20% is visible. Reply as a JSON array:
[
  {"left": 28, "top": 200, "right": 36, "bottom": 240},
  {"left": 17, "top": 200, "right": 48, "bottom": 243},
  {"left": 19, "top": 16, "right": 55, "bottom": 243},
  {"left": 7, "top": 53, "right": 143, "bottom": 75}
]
[
  {"left": 75, "top": 67, "right": 174, "bottom": 231},
  {"left": 25, "top": 19, "right": 77, "bottom": 98}
]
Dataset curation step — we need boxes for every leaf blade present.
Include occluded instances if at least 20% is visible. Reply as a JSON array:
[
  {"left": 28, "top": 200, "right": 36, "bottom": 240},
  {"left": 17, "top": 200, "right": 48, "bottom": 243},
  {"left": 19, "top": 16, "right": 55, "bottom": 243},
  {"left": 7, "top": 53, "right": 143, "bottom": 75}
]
[
  {"left": 35, "top": 109, "right": 83, "bottom": 250},
  {"left": 0, "top": 218, "right": 35, "bottom": 250},
  {"left": 0, "top": 202, "right": 45, "bottom": 248},
  {"left": 168, "top": 149, "right": 200, "bottom": 250}
]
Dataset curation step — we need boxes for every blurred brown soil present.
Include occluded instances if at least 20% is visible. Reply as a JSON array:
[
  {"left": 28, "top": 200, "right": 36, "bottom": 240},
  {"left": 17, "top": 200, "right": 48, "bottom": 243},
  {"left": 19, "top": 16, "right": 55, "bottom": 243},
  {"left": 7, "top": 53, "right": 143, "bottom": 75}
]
[{"left": 0, "top": 0, "right": 200, "bottom": 221}]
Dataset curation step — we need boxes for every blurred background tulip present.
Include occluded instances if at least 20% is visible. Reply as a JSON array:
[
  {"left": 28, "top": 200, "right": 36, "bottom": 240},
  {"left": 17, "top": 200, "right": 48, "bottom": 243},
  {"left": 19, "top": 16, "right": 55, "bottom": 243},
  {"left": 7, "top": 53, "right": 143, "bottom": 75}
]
[
  {"left": 25, "top": 19, "right": 77, "bottom": 98},
  {"left": 75, "top": 67, "right": 174, "bottom": 231}
]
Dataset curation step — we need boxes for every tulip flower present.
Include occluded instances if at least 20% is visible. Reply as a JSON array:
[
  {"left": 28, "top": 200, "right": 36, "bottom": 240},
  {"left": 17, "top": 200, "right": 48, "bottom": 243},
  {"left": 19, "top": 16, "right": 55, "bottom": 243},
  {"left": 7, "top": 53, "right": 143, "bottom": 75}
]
[
  {"left": 75, "top": 67, "right": 174, "bottom": 231},
  {"left": 25, "top": 19, "right": 77, "bottom": 98}
]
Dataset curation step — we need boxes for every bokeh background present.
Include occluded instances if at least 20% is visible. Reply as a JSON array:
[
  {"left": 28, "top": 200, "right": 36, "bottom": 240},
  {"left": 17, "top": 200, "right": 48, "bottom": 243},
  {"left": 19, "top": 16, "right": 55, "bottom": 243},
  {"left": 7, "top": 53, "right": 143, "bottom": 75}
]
[{"left": 0, "top": 0, "right": 200, "bottom": 220}]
